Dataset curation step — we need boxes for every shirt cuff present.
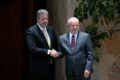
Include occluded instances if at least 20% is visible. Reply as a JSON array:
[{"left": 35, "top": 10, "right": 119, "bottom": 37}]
[{"left": 48, "top": 50, "right": 50, "bottom": 55}]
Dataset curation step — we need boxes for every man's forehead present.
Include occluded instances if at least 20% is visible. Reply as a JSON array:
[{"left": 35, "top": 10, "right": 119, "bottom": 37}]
[{"left": 40, "top": 14, "right": 48, "bottom": 17}]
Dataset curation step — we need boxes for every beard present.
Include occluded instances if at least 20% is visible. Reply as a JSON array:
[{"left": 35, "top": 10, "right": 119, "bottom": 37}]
[{"left": 41, "top": 23, "right": 48, "bottom": 28}]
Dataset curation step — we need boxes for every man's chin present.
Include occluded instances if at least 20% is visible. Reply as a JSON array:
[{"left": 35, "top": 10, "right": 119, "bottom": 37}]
[{"left": 42, "top": 25, "right": 47, "bottom": 28}]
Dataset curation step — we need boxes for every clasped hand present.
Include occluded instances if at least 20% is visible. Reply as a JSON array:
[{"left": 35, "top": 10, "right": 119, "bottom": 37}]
[{"left": 49, "top": 49, "right": 59, "bottom": 58}]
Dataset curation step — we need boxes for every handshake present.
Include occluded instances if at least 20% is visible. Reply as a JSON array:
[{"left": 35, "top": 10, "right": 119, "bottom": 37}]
[{"left": 49, "top": 49, "right": 60, "bottom": 58}]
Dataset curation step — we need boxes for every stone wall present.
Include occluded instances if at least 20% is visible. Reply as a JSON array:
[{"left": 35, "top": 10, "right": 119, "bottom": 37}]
[{"left": 47, "top": 0, "right": 120, "bottom": 80}]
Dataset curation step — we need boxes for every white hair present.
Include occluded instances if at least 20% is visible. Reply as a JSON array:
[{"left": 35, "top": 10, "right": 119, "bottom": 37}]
[{"left": 67, "top": 17, "right": 79, "bottom": 25}]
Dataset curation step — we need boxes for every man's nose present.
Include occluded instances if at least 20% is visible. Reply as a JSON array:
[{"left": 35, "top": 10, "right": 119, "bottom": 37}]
[
  {"left": 74, "top": 25, "right": 77, "bottom": 28},
  {"left": 44, "top": 19, "right": 47, "bottom": 22}
]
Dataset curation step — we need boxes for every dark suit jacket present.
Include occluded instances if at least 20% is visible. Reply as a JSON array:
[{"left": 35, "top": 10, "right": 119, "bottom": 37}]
[
  {"left": 26, "top": 24, "right": 58, "bottom": 76},
  {"left": 59, "top": 31, "right": 93, "bottom": 76}
]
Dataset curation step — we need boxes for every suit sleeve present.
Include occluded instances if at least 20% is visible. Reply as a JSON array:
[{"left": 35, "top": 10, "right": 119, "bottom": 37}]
[
  {"left": 57, "top": 38, "right": 64, "bottom": 58},
  {"left": 85, "top": 34, "right": 93, "bottom": 72},
  {"left": 26, "top": 29, "right": 48, "bottom": 56},
  {"left": 51, "top": 30, "right": 63, "bottom": 58}
]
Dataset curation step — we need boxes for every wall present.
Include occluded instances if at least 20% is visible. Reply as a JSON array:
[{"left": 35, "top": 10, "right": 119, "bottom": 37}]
[
  {"left": 47, "top": 0, "right": 79, "bottom": 80},
  {"left": 47, "top": 0, "right": 67, "bottom": 80},
  {"left": 47, "top": 0, "right": 120, "bottom": 80}
]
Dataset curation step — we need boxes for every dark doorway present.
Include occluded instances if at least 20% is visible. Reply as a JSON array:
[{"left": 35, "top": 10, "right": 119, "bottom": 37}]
[
  {"left": 23, "top": 0, "right": 47, "bottom": 80},
  {"left": 0, "top": 0, "right": 47, "bottom": 80}
]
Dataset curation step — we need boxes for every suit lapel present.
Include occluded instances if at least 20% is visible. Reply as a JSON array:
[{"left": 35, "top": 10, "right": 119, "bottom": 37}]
[
  {"left": 46, "top": 27, "right": 53, "bottom": 48},
  {"left": 46, "top": 27, "right": 51, "bottom": 43},
  {"left": 36, "top": 25, "right": 50, "bottom": 48},
  {"left": 74, "top": 32, "right": 82, "bottom": 53},
  {"left": 66, "top": 33, "right": 74, "bottom": 54}
]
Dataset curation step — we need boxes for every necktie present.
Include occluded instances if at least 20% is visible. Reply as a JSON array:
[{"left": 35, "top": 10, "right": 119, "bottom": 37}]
[
  {"left": 42, "top": 29, "right": 51, "bottom": 48},
  {"left": 71, "top": 34, "right": 75, "bottom": 48}
]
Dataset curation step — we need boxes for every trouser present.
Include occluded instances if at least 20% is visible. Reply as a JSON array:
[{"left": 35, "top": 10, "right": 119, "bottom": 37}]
[
  {"left": 28, "top": 67, "right": 55, "bottom": 80},
  {"left": 29, "top": 74, "right": 55, "bottom": 80},
  {"left": 67, "top": 75, "right": 91, "bottom": 80},
  {"left": 29, "top": 63, "right": 55, "bottom": 80},
  {"left": 66, "top": 71, "right": 91, "bottom": 80}
]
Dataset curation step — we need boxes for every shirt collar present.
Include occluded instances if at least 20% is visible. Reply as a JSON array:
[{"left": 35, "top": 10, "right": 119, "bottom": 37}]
[
  {"left": 69, "top": 32, "right": 78, "bottom": 37},
  {"left": 69, "top": 32, "right": 78, "bottom": 42}
]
